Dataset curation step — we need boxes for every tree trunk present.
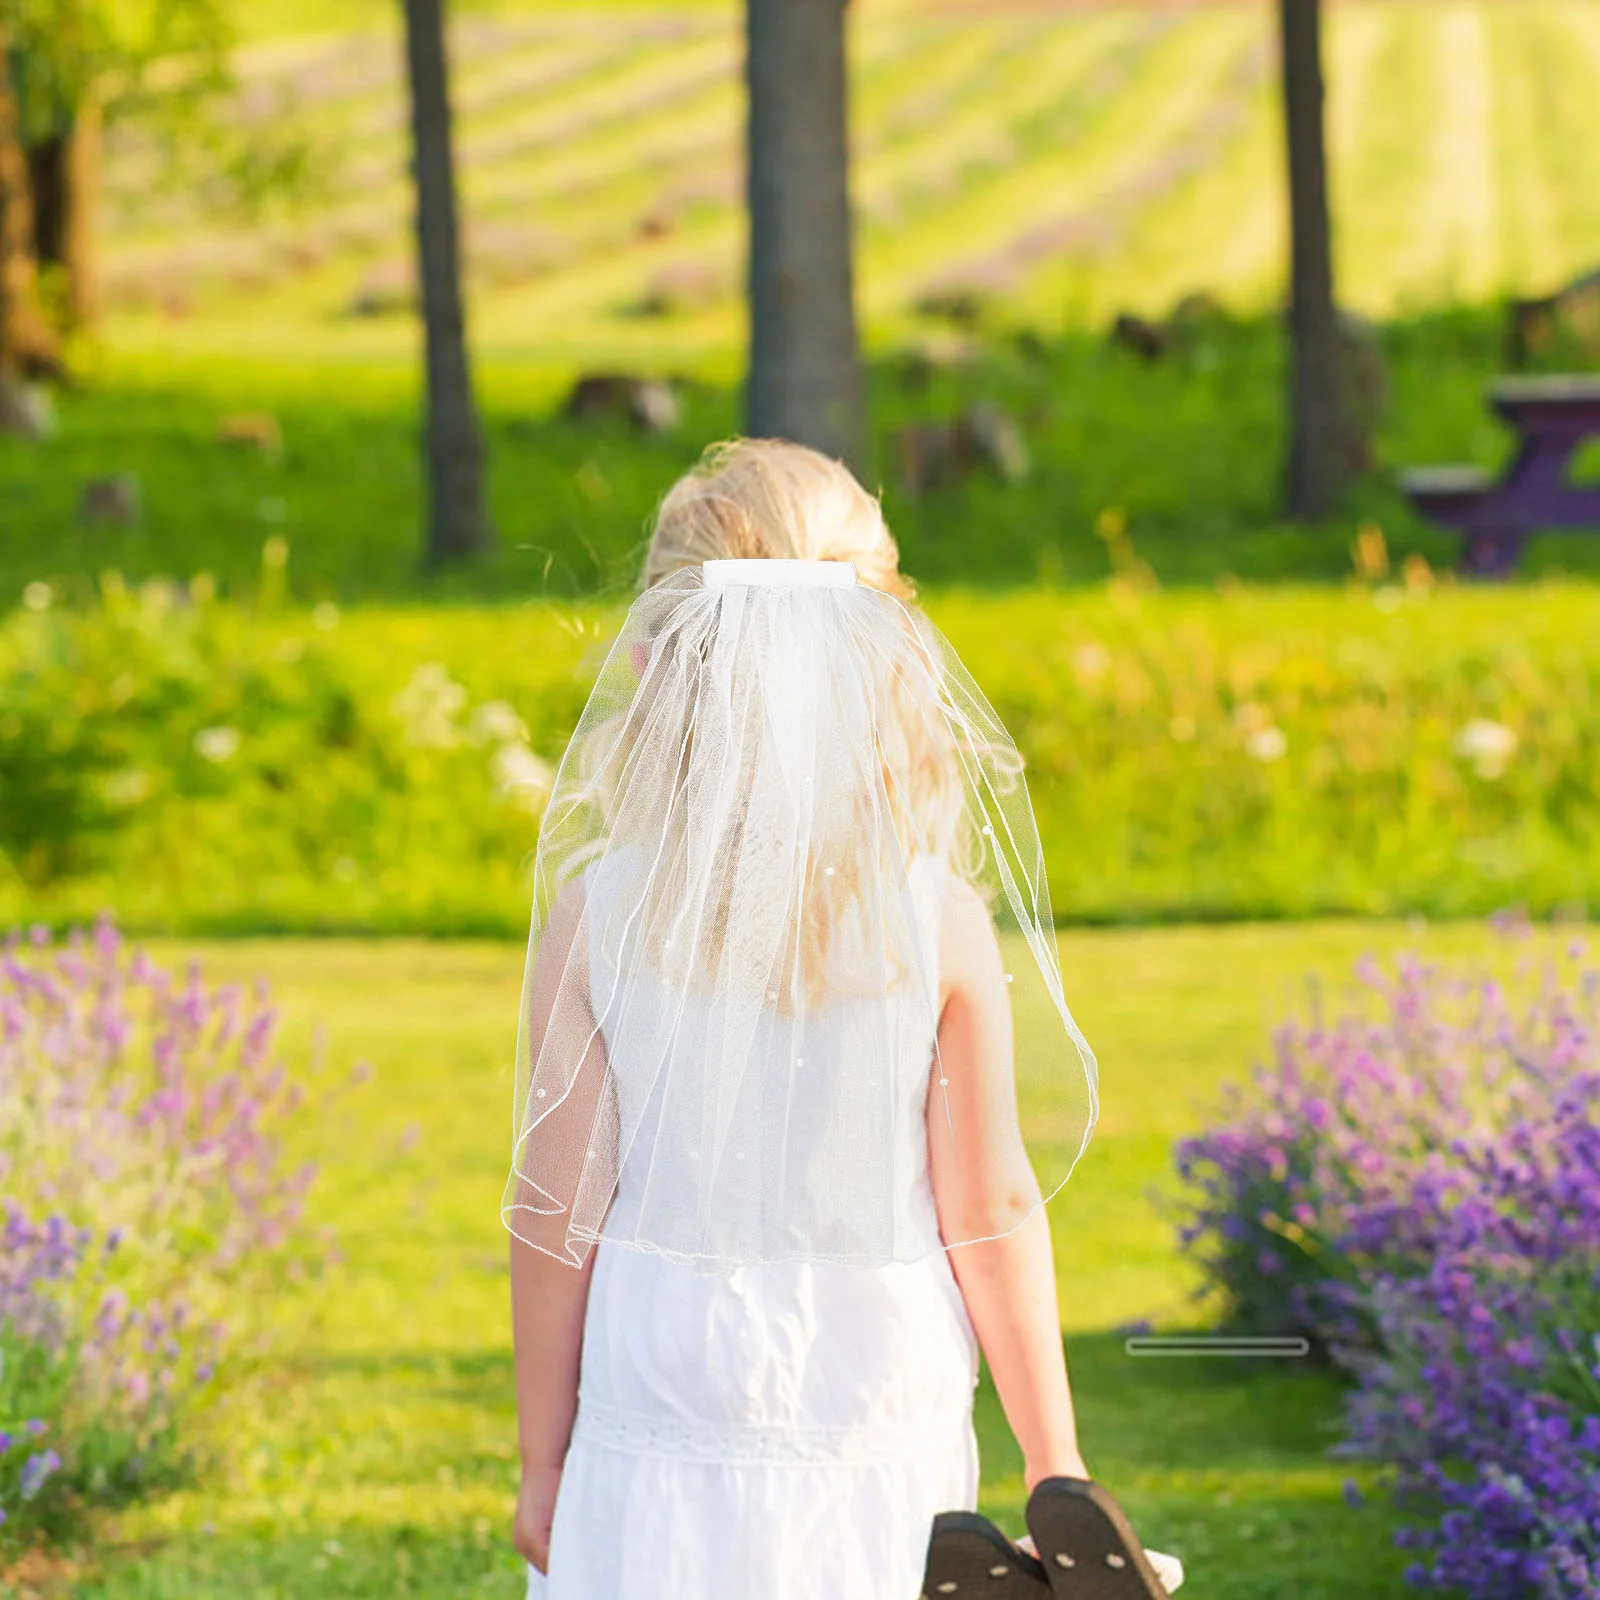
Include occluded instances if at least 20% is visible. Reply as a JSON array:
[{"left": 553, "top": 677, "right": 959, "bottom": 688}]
[
  {"left": 746, "top": 0, "right": 864, "bottom": 470},
  {"left": 28, "top": 98, "right": 100, "bottom": 328},
  {"left": 1279, "top": 0, "right": 1347, "bottom": 520},
  {"left": 401, "top": 0, "right": 491, "bottom": 563},
  {"left": 0, "top": 37, "right": 57, "bottom": 378}
]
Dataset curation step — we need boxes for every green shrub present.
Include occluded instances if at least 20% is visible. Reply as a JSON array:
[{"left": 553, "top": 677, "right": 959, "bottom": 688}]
[
  {"left": 935, "top": 581, "right": 1600, "bottom": 921},
  {"left": 1, "top": 581, "right": 1597, "bottom": 932}
]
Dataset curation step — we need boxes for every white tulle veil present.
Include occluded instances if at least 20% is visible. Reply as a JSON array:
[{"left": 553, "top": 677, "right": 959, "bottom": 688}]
[{"left": 502, "top": 558, "right": 1096, "bottom": 1270}]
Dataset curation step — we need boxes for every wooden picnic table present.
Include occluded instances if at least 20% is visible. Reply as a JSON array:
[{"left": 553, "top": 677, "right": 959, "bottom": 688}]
[{"left": 1402, "top": 375, "right": 1600, "bottom": 576}]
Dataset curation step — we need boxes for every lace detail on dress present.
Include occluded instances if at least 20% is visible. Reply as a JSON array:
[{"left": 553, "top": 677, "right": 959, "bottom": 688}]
[{"left": 570, "top": 1399, "right": 970, "bottom": 1468}]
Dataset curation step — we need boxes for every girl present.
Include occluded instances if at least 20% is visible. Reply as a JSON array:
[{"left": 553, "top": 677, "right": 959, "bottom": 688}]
[{"left": 504, "top": 440, "right": 1178, "bottom": 1600}]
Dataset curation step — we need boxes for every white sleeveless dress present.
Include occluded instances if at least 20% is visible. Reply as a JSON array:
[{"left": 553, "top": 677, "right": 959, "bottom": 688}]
[{"left": 530, "top": 856, "right": 979, "bottom": 1600}]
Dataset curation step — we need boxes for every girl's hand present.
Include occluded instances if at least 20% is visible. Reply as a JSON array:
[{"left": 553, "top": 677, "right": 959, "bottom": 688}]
[{"left": 513, "top": 1465, "right": 563, "bottom": 1572}]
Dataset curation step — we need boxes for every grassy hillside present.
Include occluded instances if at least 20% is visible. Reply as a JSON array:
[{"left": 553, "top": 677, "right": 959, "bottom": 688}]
[
  {"left": 9, "top": 2, "right": 1591, "bottom": 604},
  {"left": 94, "top": 0, "right": 1600, "bottom": 370}
]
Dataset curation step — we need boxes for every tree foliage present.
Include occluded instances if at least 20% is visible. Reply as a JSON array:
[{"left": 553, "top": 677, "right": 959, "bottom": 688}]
[{"left": 1, "top": 0, "right": 231, "bottom": 137}]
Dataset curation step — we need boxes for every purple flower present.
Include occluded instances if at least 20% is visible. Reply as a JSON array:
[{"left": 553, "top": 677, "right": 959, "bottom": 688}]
[
  {"left": 1177, "top": 939, "right": 1600, "bottom": 1599},
  {"left": 0, "top": 917, "right": 351, "bottom": 1540},
  {"left": 19, "top": 1449, "right": 61, "bottom": 1501}
]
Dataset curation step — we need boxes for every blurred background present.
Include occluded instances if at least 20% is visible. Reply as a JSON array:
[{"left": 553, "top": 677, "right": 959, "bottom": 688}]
[{"left": 0, "top": 1, "right": 1597, "bottom": 1597}]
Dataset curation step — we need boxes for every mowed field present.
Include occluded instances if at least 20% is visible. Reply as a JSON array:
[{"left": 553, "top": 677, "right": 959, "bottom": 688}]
[{"left": 98, "top": 0, "right": 1600, "bottom": 369}]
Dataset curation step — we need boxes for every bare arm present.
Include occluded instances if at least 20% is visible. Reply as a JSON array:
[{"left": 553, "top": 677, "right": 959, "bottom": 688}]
[
  {"left": 509, "top": 886, "right": 607, "bottom": 1571},
  {"left": 510, "top": 1236, "right": 594, "bottom": 1569},
  {"left": 927, "top": 881, "right": 1088, "bottom": 1488}
]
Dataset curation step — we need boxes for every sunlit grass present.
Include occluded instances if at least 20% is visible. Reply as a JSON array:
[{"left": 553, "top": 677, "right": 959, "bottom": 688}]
[
  {"left": 856, "top": 12, "right": 1150, "bottom": 265},
  {"left": 231, "top": 0, "right": 730, "bottom": 42},
  {"left": 25, "top": 303, "right": 1600, "bottom": 609}
]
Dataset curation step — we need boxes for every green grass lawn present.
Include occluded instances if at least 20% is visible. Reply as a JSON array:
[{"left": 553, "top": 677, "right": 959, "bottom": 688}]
[
  {"left": 70, "top": 918, "right": 1572, "bottom": 1600},
  {"left": 10, "top": 306, "right": 1600, "bottom": 608}
]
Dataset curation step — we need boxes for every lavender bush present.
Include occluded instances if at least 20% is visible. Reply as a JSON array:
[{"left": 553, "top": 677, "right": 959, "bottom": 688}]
[
  {"left": 0, "top": 918, "right": 337, "bottom": 1545},
  {"left": 1177, "top": 933, "right": 1600, "bottom": 1598}
]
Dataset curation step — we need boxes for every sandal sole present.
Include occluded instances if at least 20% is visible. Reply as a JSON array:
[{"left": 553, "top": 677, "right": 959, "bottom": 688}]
[
  {"left": 924, "top": 1511, "right": 1051, "bottom": 1599},
  {"left": 1025, "top": 1478, "right": 1173, "bottom": 1600}
]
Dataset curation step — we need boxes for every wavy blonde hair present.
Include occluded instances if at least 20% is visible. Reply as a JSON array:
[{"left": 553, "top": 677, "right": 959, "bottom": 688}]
[
  {"left": 643, "top": 438, "right": 915, "bottom": 597},
  {"left": 591, "top": 439, "right": 975, "bottom": 1007}
]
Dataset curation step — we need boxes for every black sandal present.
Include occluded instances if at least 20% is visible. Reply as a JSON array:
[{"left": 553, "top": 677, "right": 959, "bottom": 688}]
[
  {"left": 923, "top": 1511, "right": 1051, "bottom": 1598},
  {"left": 1024, "top": 1479, "right": 1172, "bottom": 1600}
]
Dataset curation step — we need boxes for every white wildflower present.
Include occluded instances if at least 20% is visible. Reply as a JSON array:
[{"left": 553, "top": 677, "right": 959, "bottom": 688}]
[
  {"left": 392, "top": 663, "right": 467, "bottom": 747},
  {"left": 1246, "top": 727, "right": 1288, "bottom": 763},
  {"left": 313, "top": 602, "right": 340, "bottom": 632},
  {"left": 22, "top": 581, "right": 52, "bottom": 612},
  {"left": 194, "top": 726, "right": 241, "bottom": 764},
  {"left": 1455, "top": 719, "right": 1517, "bottom": 781},
  {"left": 492, "top": 743, "right": 554, "bottom": 812},
  {"left": 1072, "top": 642, "right": 1110, "bottom": 681},
  {"left": 470, "top": 699, "right": 528, "bottom": 746}
]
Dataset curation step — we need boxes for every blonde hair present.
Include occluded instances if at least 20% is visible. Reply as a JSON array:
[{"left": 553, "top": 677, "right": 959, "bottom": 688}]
[
  {"left": 593, "top": 440, "right": 974, "bottom": 1008},
  {"left": 643, "top": 438, "right": 914, "bottom": 601}
]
